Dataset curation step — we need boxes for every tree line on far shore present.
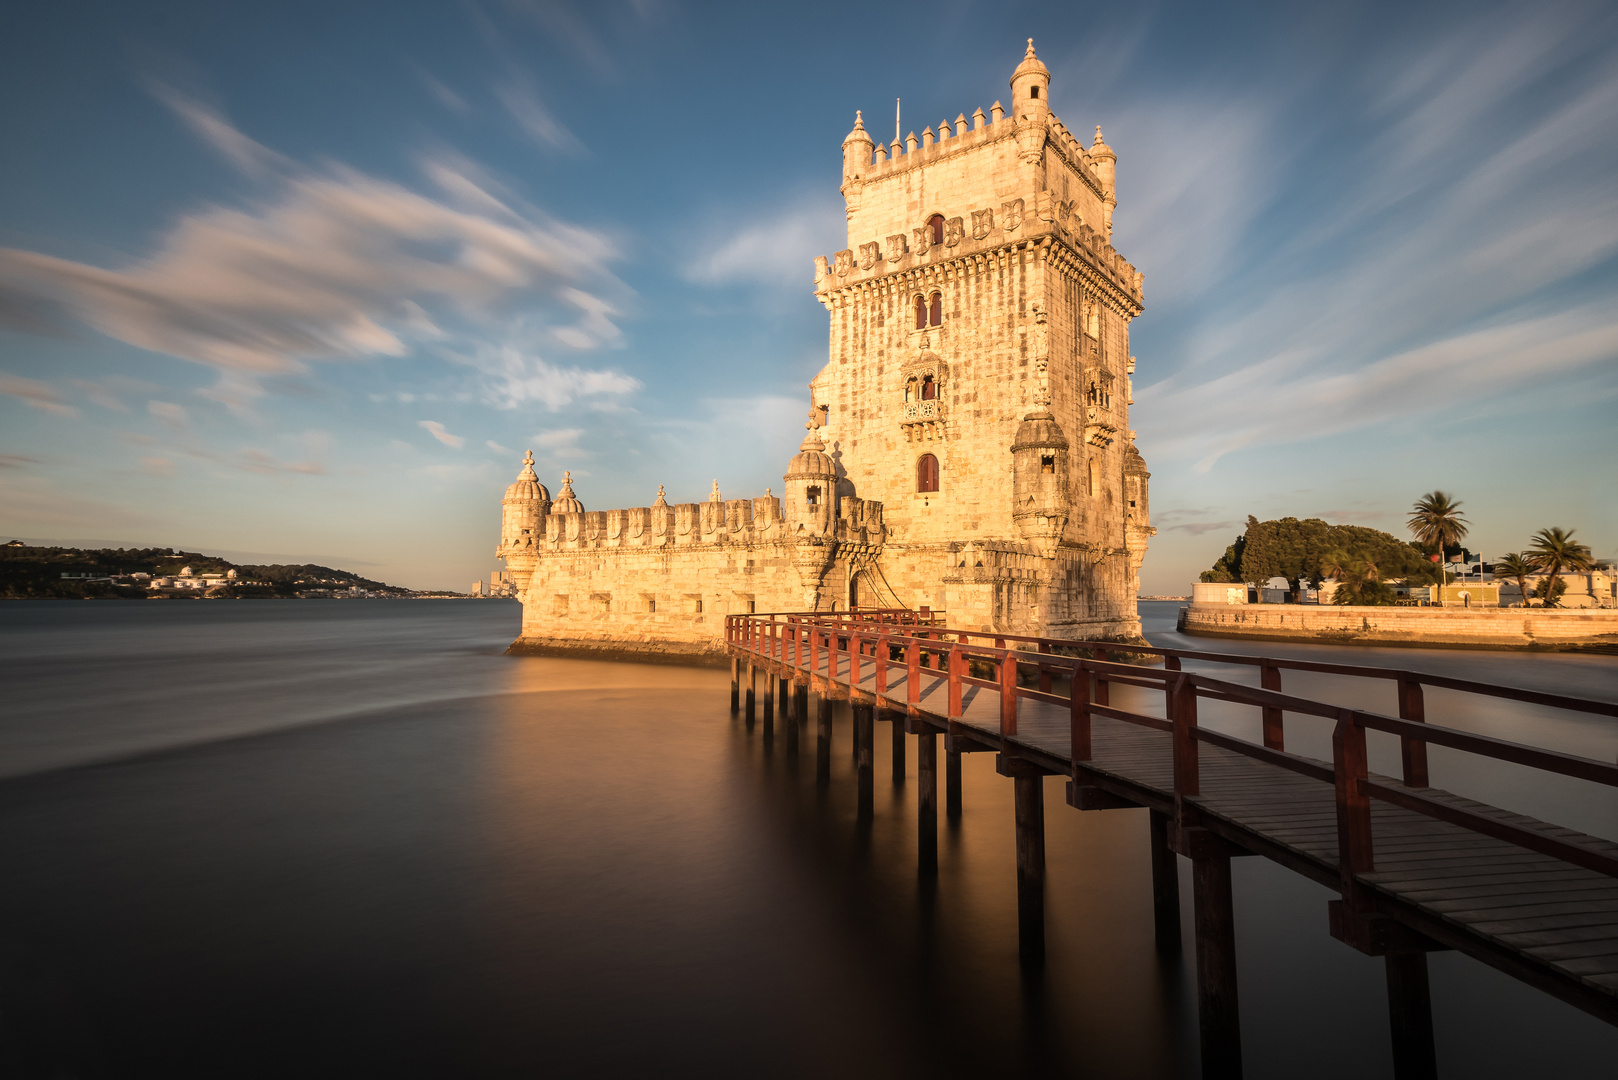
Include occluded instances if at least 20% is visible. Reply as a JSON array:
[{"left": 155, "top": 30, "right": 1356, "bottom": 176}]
[{"left": 1199, "top": 493, "right": 1599, "bottom": 608}]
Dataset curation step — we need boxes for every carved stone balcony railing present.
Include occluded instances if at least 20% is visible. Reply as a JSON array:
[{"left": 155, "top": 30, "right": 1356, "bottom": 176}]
[{"left": 904, "top": 400, "right": 940, "bottom": 421}]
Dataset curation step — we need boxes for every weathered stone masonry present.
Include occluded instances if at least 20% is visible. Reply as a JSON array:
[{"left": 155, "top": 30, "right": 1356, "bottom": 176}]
[{"left": 498, "top": 40, "right": 1153, "bottom": 660}]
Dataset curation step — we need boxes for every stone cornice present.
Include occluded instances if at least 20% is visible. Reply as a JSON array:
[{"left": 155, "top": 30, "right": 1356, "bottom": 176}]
[{"left": 818, "top": 233, "right": 1143, "bottom": 319}]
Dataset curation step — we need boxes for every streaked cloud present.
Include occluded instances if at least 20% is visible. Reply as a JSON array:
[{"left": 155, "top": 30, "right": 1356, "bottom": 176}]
[
  {"left": 685, "top": 196, "right": 846, "bottom": 287},
  {"left": 418, "top": 420, "right": 465, "bottom": 448},
  {"left": 147, "top": 400, "right": 190, "bottom": 429},
  {"left": 0, "top": 95, "right": 621, "bottom": 378},
  {"left": 0, "top": 375, "right": 78, "bottom": 417}
]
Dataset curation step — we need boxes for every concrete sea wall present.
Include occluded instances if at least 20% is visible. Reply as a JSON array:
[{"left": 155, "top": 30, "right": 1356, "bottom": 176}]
[{"left": 1178, "top": 603, "right": 1618, "bottom": 653}]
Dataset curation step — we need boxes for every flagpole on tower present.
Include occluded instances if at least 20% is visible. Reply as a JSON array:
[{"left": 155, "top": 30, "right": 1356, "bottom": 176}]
[{"left": 895, "top": 98, "right": 901, "bottom": 144}]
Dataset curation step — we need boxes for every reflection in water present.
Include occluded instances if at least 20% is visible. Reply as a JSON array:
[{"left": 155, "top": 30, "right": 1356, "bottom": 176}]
[{"left": 0, "top": 600, "right": 1612, "bottom": 1077}]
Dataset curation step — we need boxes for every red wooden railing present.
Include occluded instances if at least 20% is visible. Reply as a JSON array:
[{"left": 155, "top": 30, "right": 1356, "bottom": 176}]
[{"left": 725, "top": 611, "right": 1618, "bottom": 894}]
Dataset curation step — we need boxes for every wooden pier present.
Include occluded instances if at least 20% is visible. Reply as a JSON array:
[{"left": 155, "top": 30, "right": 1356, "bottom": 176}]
[{"left": 725, "top": 610, "right": 1618, "bottom": 1079}]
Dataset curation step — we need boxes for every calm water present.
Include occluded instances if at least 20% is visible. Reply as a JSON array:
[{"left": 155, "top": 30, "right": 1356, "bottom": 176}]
[{"left": 0, "top": 599, "right": 1614, "bottom": 1078}]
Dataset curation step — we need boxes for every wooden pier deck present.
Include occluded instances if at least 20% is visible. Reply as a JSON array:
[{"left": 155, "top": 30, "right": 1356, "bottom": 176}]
[{"left": 725, "top": 611, "right": 1618, "bottom": 1079}]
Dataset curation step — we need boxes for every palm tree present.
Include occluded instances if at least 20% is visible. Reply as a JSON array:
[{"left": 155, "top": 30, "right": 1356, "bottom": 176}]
[
  {"left": 1492, "top": 552, "right": 1535, "bottom": 608},
  {"left": 1527, "top": 527, "right": 1594, "bottom": 590},
  {"left": 1408, "top": 492, "right": 1469, "bottom": 585}
]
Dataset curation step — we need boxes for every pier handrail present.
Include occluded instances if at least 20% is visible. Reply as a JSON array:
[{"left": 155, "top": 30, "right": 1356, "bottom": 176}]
[{"left": 726, "top": 611, "right": 1618, "bottom": 898}]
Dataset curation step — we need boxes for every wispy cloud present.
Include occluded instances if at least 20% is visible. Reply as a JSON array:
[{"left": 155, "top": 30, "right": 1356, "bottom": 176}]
[
  {"left": 685, "top": 196, "right": 846, "bottom": 287},
  {"left": 495, "top": 75, "right": 584, "bottom": 154},
  {"left": 1132, "top": 8, "right": 1618, "bottom": 470},
  {"left": 147, "top": 400, "right": 190, "bottom": 429},
  {"left": 0, "top": 95, "right": 621, "bottom": 381},
  {"left": 455, "top": 340, "right": 640, "bottom": 410},
  {"left": 0, "top": 375, "right": 79, "bottom": 417},
  {"left": 418, "top": 420, "right": 465, "bottom": 448}
]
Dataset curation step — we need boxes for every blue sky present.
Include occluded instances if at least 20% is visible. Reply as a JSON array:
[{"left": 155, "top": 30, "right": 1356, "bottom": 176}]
[{"left": 2, "top": 0, "right": 1614, "bottom": 592}]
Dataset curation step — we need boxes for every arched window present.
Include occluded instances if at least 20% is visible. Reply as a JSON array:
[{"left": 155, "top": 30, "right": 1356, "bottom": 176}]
[
  {"left": 927, "top": 214, "right": 944, "bottom": 246},
  {"left": 806, "top": 485, "right": 821, "bottom": 507},
  {"left": 905, "top": 377, "right": 916, "bottom": 402},
  {"left": 914, "top": 294, "right": 927, "bottom": 330},
  {"left": 1030, "top": 86, "right": 1040, "bottom": 100},
  {"left": 917, "top": 454, "right": 940, "bottom": 493},
  {"left": 928, "top": 291, "right": 942, "bottom": 327},
  {"left": 920, "top": 375, "right": 936, "bottom": 401}
]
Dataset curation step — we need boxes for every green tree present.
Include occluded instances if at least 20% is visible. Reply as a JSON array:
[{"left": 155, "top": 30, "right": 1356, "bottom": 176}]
[
  {"left": 1492, "top": 552, "right": 1535, "bottom": 609},
  {"left": 1407, "top": 491, "right": 1469, "bottom": 585},
  {"left": 1526, "top": 527, "right": 1594, "bottom": 586},
  {"left": 1533, "top": 576, "right": 1570, "bottom": 608}
]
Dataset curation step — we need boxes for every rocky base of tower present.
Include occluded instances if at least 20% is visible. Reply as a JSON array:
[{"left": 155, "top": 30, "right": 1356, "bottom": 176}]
[{"left": 507, "top": 633, "right": 729, "bottom": 668}]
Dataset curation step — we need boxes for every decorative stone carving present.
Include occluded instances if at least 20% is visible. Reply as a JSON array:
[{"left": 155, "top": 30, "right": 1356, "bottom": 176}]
[
  {"left": 858, "top": 241, "right": 881, "bottom": 270},
  {"left": 886, "top": 233, "right": 908, "bottom": 262},
  {"left": 943, "top": 216, "right": 964, "bottom": 247},
  {"left": 833, "top": 249, "right": 854, "bottom": 276},
  {"left": 1002, "top": 198, "right": 1023, "bottom": 232},
  {"left": 971, "top": 208, "right": 994, "bottom": 240},
  {"left": 911, "top": 225, "right": 931, "bottom": 254},
  {"left": 814, "top": 255, "right": 830, "bottom": 288}
]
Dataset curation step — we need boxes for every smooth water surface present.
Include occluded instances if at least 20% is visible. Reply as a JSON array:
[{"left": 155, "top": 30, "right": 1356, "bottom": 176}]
[{"left": 0, "top": 599, "right": 1614, "bottom": 1077}]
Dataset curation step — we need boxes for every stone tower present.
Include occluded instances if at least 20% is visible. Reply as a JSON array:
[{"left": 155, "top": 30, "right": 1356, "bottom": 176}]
[{"left": 810, "top": 39, "right": 1153, "bottom": 640}]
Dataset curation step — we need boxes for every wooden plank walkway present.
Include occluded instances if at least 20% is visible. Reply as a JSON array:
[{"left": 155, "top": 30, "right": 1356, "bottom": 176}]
[{"left": 729, "top": 616, "right": 1618, "bottom": 1044}]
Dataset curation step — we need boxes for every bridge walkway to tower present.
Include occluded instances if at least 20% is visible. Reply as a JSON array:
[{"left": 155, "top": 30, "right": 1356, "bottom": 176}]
[{"left": 725, "top": 611, "right": 1618, "bottom": 1078}]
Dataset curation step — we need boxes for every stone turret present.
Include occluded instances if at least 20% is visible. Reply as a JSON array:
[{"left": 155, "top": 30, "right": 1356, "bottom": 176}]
[
  {"left": 551, "top": 471, "right": 583, "bottom": 515},
  {"left": 497, "top": 450, "right": 550, "bottom": 590},
  {"left": 783, "top": 409, "right": 838, "bottom": 538},
  {"left": 1091, "top": 126, "right": 1117, "bottom": 237},
  {"left": 1011, "top": 412, "right": 1071, "bottom": 557},
  {"left": 1010, "top": 38, "right": 1050, "bottom": 164},
  {"left": 841, "top": 110, "right": 874, "bottom": 220}
]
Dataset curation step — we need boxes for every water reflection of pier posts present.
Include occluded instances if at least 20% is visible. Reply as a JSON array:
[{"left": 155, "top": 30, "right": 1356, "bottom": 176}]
[
  {"left": 763, "top": 672, "right": 774, "bottom": 728},
  {"left": 790, "top": 681, "right": 806, "bottom": 756},
  {"left": 729, "top": 657, "right": 739, "bottom": 713},
  {"left": 745, "top": 663, "right": 756, "bottom": 727},
  {"left": 816, "top": 693, "right": 833, "bottom": 784},
  {"left": 891, "top": 716, "right": 905, "bottom": 783},
  {"left": 855, "top": 704, "right": 875, "bottom": 822}
]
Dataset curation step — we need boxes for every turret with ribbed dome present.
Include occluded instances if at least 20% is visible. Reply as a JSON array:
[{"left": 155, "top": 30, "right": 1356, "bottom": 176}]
[
  {"left": 550, "top": 470, "right": 584, "bottom": 515},
  {"left": 496, "top": 450, "right": 549, "bottom": 588},
  {"left": 783, "top": 408, "right": 838, "bottom": 537}
]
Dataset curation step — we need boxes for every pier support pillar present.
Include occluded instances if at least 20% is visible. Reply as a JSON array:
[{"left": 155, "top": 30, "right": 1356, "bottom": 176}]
[
  {"left": 855, "top": 704, "right": 874, "bottom": 822},
  {"left": 1149, "top": 809, "right": 1182, "bottom": 953},
  {"left": 790, "top": 682, "right": 806, "bottom": 757},
  {"left": 816, "top": 693, "right": 833, "bottom": 785},
  {"left": 891, "top": 714, "right": 905, "bottom": 783},
  {"left": 763, "top": 672, "right": 774, "bottom": 727},
  {"left": 946, "top": 747, "right": 962, "bottom": 819},
  {"left": 917, "top": 728, "right": 937, "bottom": 875},
  {"left": 999, "top": 760, "right": 1047, "bottom": 965},
  {"left": 1385, "top": 951, "right": 1437, "bottom": 1080},
  {"left": 730, "top": 657, "right": 739, "bottom": 713},
  {"left": 1190, "top": 836, "right": 1243, "bottom": 1079},
  {"left": 745, "top": 664, "right": 756, "bottom": 727}
]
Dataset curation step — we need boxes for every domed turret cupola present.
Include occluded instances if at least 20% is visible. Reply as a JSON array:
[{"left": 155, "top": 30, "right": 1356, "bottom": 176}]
[
  {"left": 1091, "top": 126, "right": 1117, "bottom": 236},
  {"left": 497, "top": 450, "right": 550, "bottom": 590},
  {"left": 784, "top": 407, "right": 838, "bottom": 537},
  {"left": 1010, "top": 38, "right": 1050, "bottom": 163},
  {"left": 1011, "top": 410, "right": 1071, "bottom": 557},
  {"left": 550, "top": 470, "right": 584, "bottom": 516}
]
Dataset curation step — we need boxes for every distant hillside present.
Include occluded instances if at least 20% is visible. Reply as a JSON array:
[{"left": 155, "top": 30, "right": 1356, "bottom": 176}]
[{"left": 0, "top": 543, "right": 415, "bottom": 599}]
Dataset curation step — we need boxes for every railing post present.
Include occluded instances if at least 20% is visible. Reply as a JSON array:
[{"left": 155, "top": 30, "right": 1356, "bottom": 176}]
[
  {"left": 1038, "top": 640, "right": 1052, "bottom": 694},
  {"left": 1092, "top": 646, "right": 1111, "bottom": 707},
  {"left": 1333, "top": 709, "right": 1376, "bottom": 896},
  {"left": 948, "top": 644, "right": 964, "bottom": 718},
  {"left": 1261, "top": 660, "right": 1284, "bottom": 751},
  {"left": 875, "top": 632, "right": 889, "bottom": 698},
  {"left": 1000, "top": 647, "right": 1019, "bottom": 736},
  {"left": 1398, "top": 677, "right": 1430, "bottom": 789},
  {"left": 906, "top": 637, "right": 921, "bottom": 711},
  {"left": 1070, "top": 659, "right": 1092, "bottom": 761},
  {"left": 1164, "top": 654, "right": 1181, "bottom": 721},
  {"left": 850, "top": 629, "right": 862, "bottom": 696},
  {"left": 1171, "top": 674, "right": 1200, "bottom": 802}
]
